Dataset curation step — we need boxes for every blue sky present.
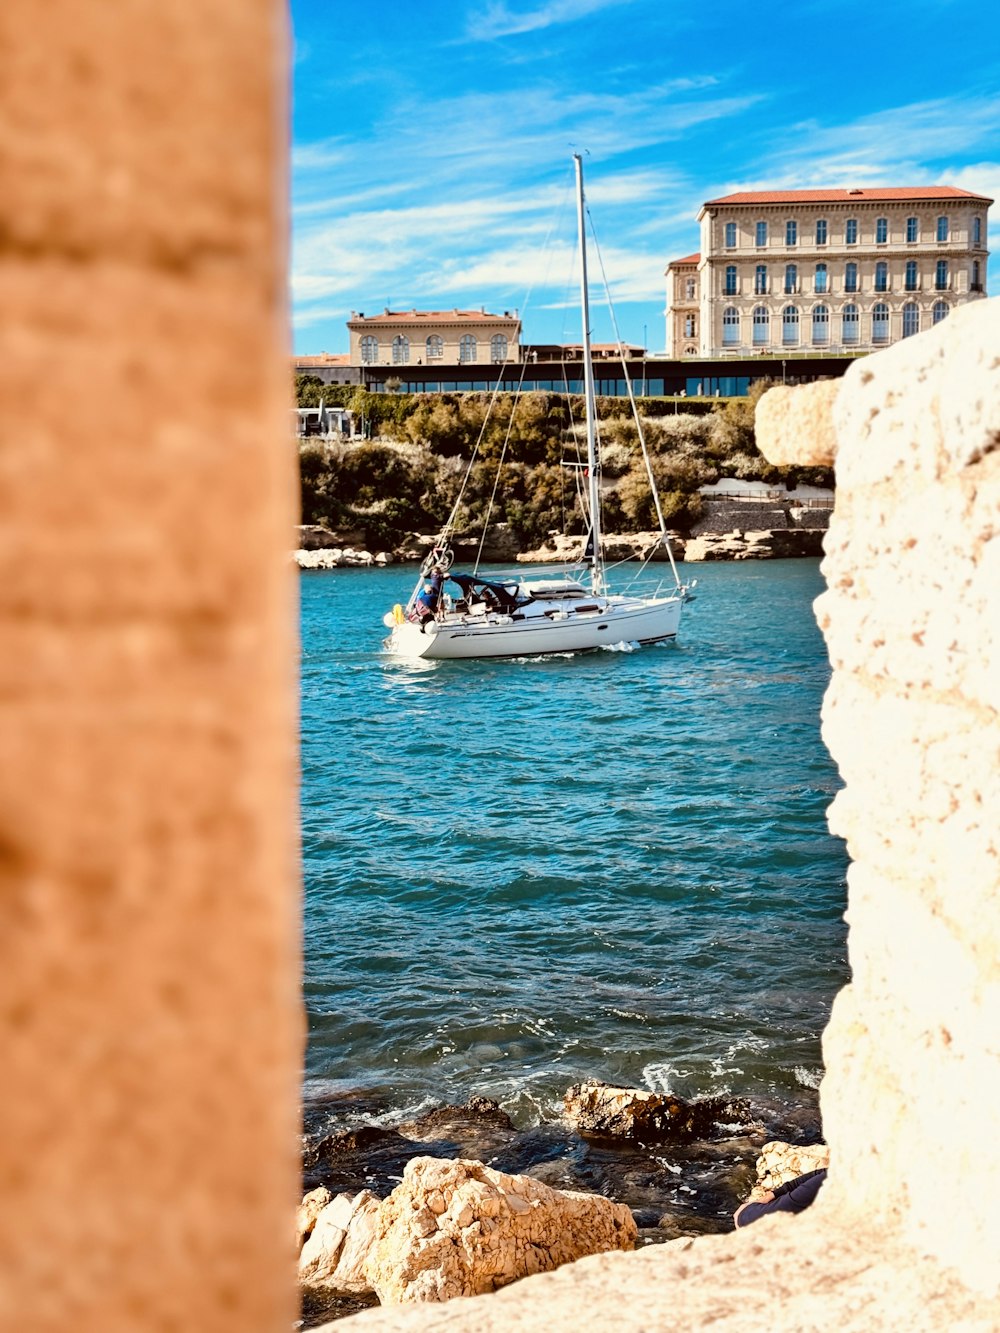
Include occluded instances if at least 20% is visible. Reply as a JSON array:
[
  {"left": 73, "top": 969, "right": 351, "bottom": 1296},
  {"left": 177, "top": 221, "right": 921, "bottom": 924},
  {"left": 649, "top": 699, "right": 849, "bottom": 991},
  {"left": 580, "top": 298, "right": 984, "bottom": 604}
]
[{"left": 290, "top": 0, "right": 1000, "bottom": 355}]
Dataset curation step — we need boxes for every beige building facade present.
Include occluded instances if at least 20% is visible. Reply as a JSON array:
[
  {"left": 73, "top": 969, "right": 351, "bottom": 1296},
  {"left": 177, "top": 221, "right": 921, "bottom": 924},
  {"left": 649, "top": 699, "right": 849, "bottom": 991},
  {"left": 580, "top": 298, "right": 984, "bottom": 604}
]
[
  {"left": 666, "top": 187, "right": 991, "bottom": 358},
  {"left": 347, "top": 308, "right": 521, "bottom": 368},
  {"left": 663, "top": 252, "right": 701, "bottom": 358}
]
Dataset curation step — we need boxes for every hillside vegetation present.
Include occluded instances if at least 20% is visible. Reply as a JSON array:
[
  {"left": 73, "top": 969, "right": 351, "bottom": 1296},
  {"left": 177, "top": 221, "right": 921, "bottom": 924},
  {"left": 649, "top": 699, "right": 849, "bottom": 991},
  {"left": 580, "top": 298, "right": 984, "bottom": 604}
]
[{"left": 296, "top": 376, "right": 834, "bottom": 550}]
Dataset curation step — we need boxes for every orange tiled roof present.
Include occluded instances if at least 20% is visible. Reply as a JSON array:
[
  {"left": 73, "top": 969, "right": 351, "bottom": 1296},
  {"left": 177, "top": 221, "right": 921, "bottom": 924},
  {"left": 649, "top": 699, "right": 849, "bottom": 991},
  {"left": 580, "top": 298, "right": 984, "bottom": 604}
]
[
  {"left": 704, "top": 186, "right": 992, "bottom": 206},
  {"left": 668, "top": 252, "right": 701, "bottom": 266},
  {"left": 347, "top": 308, "right": 519, "bottom": 325}
]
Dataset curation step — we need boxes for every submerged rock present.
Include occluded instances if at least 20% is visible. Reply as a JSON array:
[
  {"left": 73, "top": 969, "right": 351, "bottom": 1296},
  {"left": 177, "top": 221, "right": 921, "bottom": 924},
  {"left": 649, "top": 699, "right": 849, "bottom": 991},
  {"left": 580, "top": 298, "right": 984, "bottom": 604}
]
[
  {"left": 364, "top": 1155, "right": 637, "bottom": 1305},
  {"left": 564, "top": 1081, "right": 753, "bottom": 1142}
]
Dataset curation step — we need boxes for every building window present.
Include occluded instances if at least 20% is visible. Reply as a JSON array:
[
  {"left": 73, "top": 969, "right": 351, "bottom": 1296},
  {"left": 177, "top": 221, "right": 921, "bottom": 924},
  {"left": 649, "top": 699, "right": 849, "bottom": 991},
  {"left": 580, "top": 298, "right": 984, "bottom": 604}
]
[
  {"left": 360, "top": 335, "right": 379, "bottom": 364},
  {"left": 875, "top": 261, "right": 888, "bottom": 292},
  {"left": 725, "top": 221, "right": 737, "bottom": 247},
  {"left": 876, "top": 216, "right": 888, "bottom": 244},
  {"left": 459, "top": 334, "right": 478, "bottom": 363},
  {"left": 937, "top": 215, "right": 949, "bottom": 242},
  {"left": 816, "top": 219, "right": 828, "bottom": 245},
  {"left": 845, "top": 262, "right": 858, "bottom": 293},
  {"left": 814, "top": 263, "right": 828, "bottom": 294},
  {"left": 932, "top": 300, "right": 949, "bottom": 324},
  {"left": 782, "top": 305, "right": 799, "bottom": 345},
  {"left": 935, "top": 259, "right": 948, "bottom": 290},
  {"left": 786, "top": 220, "right": 797, "bottom": 246},
  {"left": 684, "top": 314, "right": 697, "bottom": 338},
  {"left": 872, "top": 302, "right": 889, "bottom": 343},
  {"left": 902, "top": 303, "right": 920, "bottom": 338},
  {"left": 752, "top": 306, "right": 769, "bottom": 346},
  {"left": 724, "top": 265, "right": 738, "bottom": 295},
  {"left": 755, "top": 220, "right": 768, "bottom": 246},
  {"left": 972, "top": 259, "right": 982, "bottom": 291},
  {"left": 784, "top": 263, "right": 798, "bottom": 294},
  {"left": 842, "top": 304, "right": 859, "bottom": 344},
  {"left": 973, "top": 216, "right": 982, "bottom": 245},
  {"left": 426, "top": 335, "right": 443, "bottom": 361},
  {"left": 754, "top": 264, "right": 767, "bottom": 294},
  {"left": 846, "top": 218, "right": 858, "bottom": 245},
  {"left": 812, "top": 304, "right": 829, "bottom": 345},
  {"left": 392, "top": 335, "right": 410, "bottom": 365},
  {"left": 905, "top": 260, "right": 918, "bottom": 291},
  {"left": 685, "top": 277, "right": 697, "bottom": 300},
  {"left": 722, "top": 306, "right": 740, "bottom": 345},
  {"left": 906, "top": 216, "right": 919, "bottom": 243},
  {"left": 490, "top": 334, "right": 508, "bottom": 362}
]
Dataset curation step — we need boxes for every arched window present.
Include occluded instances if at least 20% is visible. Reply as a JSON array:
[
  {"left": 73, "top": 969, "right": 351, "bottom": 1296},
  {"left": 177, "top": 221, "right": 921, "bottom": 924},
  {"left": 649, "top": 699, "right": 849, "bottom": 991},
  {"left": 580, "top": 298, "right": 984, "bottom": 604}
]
[
  {"left": 932, "top": 300, "right": 949, "bottom": 324},
  {"left": 875, "top": 261, "right": 888, "bottom": 292},
  {"left": 872, "top": 302, "right": 889, "bottom": 343},
  {"left": 754, "top": 264, "right": 768, "bottom": 295},
  {"left": 814, "top": 263, "right": 828, "bottom": 294},
  {"left": 972, "top": 259, "right": 982, "bottom": 291},
  {"left": 904, "top": 260, "right": 918, "bottom": 292},
  {"left": 722, "top": 306, "right": 740, "bottom": 345},
  {"left": 725, "top": 221, "right": 737, "bottom": 247},
  {"left": 935, "top": 259, "right": 948, "bottom": 291},
  {"left": 902, "top": 303, "right": 920, "bottom": 338},
  {"left": 842, "top": 304, "right": 859, "bottom": 344},
  {"left": 752, "top": 305, "right": 769, "bottom": 346},
  {"left": 683, "top": 313, "right": 697, "bottom": 338},
  {"left": 876, "top": 216, "right": 888, "bottom": 244},
  {"left": 906, "top": 216, "right": 918, "bottom": 242},
  {"left": 490, "top": 334, "right": 508, "bottom": 362},
  {"left": 784, "top": 264, "right": 797, "bottom": 293},
  {"left": 782, "top": 305, "right": 799, "bottom": 345},
  {"left": 936, "top": 215, "right": 949, "bottom": 242},
  {"left": 724, "top": 265, "right": 738, "bottom": 295},
  {"left": 811, "top": 304, "right": 829, "bottom": 345},
  {"left": 845, "top": 262, "right": 858, "bottom": 293},
  {"left": 360, "top": 335, "right": 379, "bottom": 364},
  {"left": 459, "top": 334, "right": 477, "bottom": 363},
  {"left": 392, "top": 335, "right": 410, "bottom": 365},
  {"left": 426, "top": 335, "right": 443, "bottom": 361}
]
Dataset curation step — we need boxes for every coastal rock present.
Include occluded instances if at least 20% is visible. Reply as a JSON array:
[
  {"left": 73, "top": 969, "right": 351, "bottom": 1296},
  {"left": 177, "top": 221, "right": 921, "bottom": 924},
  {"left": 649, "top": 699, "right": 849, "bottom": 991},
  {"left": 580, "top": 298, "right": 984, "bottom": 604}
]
[
  {"left": 297, "top": 1185, "right": 333, "bottom": 1250},
  {"left": 401, "top": 1096, "right": 515, "bottom": 1140},
  {"left": 298, "top": 1189, "right": 381, "bottom": 1293},
  {"left": 363, "top": 1155, "right": 636, "bottom": 1305},
  {"left": 517, "top": 530, "right": 684, "bottom": 564},
  {"left": 754, "top": 1140, "right": 830, "bottom": 1192},
  {"left": 563, "top": 1082, "right": 752, "bottom": 1142},
  {"left": 683, "top": 528, "right": 824, "bottom": 561}
]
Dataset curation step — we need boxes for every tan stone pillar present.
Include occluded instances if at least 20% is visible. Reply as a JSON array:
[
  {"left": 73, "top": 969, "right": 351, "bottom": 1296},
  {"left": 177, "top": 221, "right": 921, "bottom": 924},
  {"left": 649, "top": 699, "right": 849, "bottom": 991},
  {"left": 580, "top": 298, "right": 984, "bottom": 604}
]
[{"left": 0, "top": 4, "right": 299, "bottom": 1330}]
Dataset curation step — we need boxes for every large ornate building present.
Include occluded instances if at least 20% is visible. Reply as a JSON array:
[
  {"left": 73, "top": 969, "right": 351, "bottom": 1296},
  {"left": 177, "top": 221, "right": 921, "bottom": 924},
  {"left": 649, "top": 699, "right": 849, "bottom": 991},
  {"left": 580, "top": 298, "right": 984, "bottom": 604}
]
[
  {"left": 346, "top": 308, "right": 522, "bottom": 368},
  {"left": 665, "top": 186, "right": 991, "bottom": 358}
]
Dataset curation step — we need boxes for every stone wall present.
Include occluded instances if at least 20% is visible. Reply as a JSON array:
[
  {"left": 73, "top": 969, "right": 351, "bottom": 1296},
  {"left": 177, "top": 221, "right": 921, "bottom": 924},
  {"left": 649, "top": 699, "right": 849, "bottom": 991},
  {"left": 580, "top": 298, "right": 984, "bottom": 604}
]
[
  {"left": 335, "top": 305, "right": 1000, "bottom": 1329},
  {"left": 0, "top": 4, "right": 299, "bottom": 1331}
]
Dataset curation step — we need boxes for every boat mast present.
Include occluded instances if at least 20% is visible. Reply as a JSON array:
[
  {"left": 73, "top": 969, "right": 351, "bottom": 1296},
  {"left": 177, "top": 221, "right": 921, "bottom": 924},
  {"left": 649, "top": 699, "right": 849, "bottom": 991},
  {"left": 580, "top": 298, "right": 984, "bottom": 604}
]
[{"left": 574, "top": 153, "right": 604, "bottom": 595}]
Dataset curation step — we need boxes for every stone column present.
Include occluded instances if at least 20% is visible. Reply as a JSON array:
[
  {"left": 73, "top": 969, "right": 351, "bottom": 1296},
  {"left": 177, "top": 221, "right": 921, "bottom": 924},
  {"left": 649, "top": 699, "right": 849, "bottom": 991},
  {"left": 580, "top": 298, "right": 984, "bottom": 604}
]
[{"left": 0, "top": 4, "right": 299, "bottom": 1330}]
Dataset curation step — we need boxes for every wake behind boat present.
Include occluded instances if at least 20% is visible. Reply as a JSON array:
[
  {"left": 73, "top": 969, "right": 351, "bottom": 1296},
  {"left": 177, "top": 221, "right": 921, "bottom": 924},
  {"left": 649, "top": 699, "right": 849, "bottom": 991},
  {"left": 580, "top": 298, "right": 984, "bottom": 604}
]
[{"left": 382, "top": 154, "right": 691, "bottom": 662}]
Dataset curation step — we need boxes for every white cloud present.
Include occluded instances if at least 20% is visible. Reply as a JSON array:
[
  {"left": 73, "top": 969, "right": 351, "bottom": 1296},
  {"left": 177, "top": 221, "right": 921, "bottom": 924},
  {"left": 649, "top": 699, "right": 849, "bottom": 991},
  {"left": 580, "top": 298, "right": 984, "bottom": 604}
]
[{"left": 465, "top": 0, "right": 634, "bottom": 42}]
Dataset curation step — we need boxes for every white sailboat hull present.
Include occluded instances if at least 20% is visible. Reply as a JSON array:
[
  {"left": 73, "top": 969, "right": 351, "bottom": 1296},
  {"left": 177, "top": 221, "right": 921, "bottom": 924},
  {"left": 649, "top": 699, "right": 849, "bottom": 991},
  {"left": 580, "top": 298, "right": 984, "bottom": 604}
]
[{"left": 385, "top": 592, "right": 683, "bottom": 661}]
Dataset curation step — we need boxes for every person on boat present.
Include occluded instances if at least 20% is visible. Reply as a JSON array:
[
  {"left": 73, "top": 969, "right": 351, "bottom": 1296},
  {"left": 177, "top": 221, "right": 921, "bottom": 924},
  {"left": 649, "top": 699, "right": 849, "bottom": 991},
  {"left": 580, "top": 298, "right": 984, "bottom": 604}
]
[
  {"left": 413, "top": 566, "right": 445, "bottom": 626},
  {"left": 732, "top": 1167, "right": 827, "bottom": 1229}
]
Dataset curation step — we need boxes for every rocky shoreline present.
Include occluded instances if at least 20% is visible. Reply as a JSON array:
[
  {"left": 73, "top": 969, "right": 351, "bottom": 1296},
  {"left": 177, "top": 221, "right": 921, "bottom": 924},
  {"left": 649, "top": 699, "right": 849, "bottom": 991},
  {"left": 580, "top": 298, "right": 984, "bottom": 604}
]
[{"left": 297, "top": 1081, "right": 827, "bottom": 1327}]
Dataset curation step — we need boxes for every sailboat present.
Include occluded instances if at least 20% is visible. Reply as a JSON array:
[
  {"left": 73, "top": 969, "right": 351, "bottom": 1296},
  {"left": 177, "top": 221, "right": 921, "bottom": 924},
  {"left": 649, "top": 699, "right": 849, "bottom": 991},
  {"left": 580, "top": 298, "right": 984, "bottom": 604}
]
[{"left": 382, "top": 155, "right": 690, "bottom": 662}]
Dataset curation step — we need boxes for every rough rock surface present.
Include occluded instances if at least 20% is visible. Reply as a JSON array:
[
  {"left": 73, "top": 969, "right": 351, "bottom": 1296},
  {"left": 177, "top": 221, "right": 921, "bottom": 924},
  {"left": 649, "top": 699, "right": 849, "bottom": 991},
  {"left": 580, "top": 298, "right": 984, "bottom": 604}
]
[
  {"left": 564, "top": 1082, "right": 752, "bottom": 1142},
  {"left": 754, "top": 1141, "right": 829, "bottom": 1192},
  {"left": 363, "top": 1156, "right": 636, "bottom": 1305},
  {"left": 683, "top": 528, "right": 824, "bottom": 561},
  {"left": 298, "top": 1190, "right": 381, "bottom": 1293},
  {"left": 297, "top": 1186, "right": 333, "bottom": 1250}
]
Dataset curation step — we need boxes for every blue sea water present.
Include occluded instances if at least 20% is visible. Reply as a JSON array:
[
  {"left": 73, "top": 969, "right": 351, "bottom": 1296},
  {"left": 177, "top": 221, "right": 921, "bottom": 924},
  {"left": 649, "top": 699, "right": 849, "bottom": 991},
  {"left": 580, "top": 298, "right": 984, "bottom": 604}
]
[{"left": 301, "top": 560, "right": 849, "bottom": 1127}]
